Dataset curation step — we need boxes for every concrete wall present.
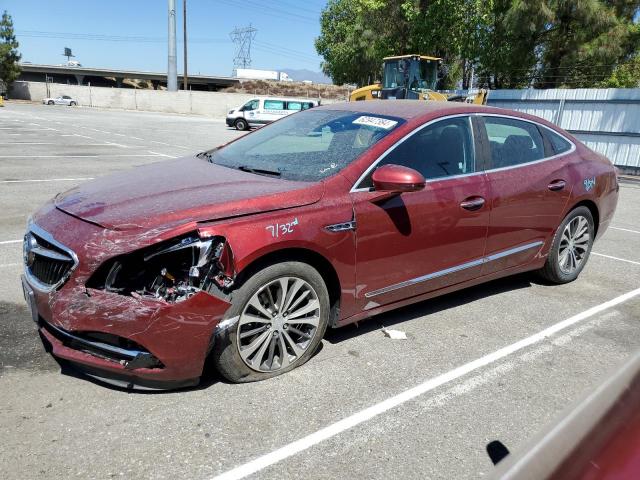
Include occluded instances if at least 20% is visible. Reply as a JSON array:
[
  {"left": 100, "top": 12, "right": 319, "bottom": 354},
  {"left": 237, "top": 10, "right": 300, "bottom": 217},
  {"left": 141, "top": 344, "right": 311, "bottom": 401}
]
[{"left": 9, "top": 81, "right": 340, "bottom": 117}]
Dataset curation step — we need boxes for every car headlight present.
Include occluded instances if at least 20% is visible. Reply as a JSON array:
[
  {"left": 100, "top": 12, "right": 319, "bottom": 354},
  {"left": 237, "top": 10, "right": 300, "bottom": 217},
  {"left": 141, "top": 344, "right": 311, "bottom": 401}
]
[
  {"left": 228, "top": 109, "right": 235, "bottom": 114},
  {"left": 87, "top": 233, "right": 231, "bottom": 303}
]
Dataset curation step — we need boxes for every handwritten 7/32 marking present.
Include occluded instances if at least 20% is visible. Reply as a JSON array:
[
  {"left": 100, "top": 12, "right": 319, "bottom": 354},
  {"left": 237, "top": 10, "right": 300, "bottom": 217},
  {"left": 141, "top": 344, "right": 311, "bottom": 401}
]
[{"left": 266, "top": 218, "right": 299, "bottom": 238}]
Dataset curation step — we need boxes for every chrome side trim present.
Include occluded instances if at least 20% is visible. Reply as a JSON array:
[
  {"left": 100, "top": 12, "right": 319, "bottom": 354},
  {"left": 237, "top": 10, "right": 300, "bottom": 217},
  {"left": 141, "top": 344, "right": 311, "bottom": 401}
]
[
  {"left": 364, "top": 241, "right": 544, "bottom": 298},
  {"left": 24, "top": 222, "right": 79, "bottom": 293},
  {"left": 325, "top": 220, "right": 357, "bottom": 232}
]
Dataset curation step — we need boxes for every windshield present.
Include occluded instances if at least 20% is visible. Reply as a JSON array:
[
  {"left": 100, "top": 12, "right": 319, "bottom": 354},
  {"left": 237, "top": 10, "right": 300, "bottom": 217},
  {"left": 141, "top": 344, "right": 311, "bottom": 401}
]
[{"left": 209, "top": 109, "right": 404, "bottom": 182}]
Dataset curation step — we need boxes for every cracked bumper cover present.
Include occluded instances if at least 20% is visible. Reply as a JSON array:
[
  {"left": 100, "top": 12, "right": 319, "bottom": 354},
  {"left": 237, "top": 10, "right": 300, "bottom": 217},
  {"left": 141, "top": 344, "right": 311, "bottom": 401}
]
[{"left": 32, "top": 281, "right": 231, "bottom": 386}]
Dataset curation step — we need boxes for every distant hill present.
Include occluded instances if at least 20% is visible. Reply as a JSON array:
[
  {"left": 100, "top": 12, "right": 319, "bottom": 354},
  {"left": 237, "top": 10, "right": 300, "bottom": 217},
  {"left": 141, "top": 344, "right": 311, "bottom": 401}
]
[{"left": 280, "top": 68, "right": 333, "bottom": 84}]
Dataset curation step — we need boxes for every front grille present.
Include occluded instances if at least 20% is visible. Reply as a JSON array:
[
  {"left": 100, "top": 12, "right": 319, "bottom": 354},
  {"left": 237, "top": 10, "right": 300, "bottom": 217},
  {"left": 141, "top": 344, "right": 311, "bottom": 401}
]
[{"left": 24, "top": 226, "right": 77, "bottom": 290}]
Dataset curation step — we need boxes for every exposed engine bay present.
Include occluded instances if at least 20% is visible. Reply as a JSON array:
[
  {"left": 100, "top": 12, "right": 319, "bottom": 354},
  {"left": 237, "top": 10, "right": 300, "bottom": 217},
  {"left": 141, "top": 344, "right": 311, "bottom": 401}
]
[{"left": 87, "top": 234, "right": 234, "bottom": 303}]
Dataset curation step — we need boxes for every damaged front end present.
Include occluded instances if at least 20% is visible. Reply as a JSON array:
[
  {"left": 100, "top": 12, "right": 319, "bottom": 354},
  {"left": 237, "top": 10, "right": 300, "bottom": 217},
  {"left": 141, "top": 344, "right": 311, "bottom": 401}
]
[{"left": 87, "top": 233, "right": 235, "bottom": 303}]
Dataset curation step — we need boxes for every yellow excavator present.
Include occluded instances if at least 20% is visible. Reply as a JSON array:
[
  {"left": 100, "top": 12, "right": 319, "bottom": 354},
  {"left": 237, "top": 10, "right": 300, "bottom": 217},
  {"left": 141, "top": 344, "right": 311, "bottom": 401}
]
[{"left": 349, "top": 54, "right": 488, "bottom": 105}]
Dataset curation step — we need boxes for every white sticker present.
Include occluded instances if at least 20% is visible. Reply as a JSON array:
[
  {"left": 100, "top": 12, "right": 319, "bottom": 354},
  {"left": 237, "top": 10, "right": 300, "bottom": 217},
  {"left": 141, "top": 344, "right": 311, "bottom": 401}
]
[{"left": 352, "top": 116, "right": 398, "bottom": 130}]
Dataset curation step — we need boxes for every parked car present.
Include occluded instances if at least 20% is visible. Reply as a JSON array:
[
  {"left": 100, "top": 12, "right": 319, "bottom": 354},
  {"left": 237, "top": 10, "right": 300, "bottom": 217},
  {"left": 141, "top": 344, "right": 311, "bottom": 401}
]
[
  {"left": 226, "top": 97, "right": 318, "bottom": 130},
  {"left": 22, "top": 101, "right": 618, "bottom": 389},
  {"left": 43, "top": 95, "right": 77, "bottom": 106}
]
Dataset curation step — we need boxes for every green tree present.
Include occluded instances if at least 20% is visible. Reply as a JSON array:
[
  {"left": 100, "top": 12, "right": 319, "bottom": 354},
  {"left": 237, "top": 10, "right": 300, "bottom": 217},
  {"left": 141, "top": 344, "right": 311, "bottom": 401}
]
[
  {"left": 505, "top": 0, "right": 640, "bottom": 88},
  {"left": 0, "top": 10, "right": 21, "bottom": 94}
]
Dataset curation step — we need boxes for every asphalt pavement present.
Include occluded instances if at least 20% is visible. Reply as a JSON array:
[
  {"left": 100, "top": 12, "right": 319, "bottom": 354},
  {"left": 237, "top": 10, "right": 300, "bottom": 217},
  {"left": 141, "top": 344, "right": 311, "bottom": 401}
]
[{"left": 1, "top": 102, "right": 639, "bottom": 480}]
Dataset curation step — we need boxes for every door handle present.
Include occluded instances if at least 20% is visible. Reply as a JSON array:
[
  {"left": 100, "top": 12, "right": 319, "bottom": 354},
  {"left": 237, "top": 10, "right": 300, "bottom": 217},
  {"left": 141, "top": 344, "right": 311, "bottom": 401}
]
[
  {"left": 460, "top": 196, "right": 485, "bottom": 211},
  {"left": 548, "top": 180, "right": 566, "bottom": 191}
]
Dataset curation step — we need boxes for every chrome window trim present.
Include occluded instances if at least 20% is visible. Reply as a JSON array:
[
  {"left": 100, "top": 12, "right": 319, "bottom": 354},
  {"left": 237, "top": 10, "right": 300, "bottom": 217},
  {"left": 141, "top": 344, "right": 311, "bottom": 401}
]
[
  {"left": 24, "top": 222, "right": 79, "bottom": 293},
  {"left": 350, "top": 112, "right": 577, "bottom": 193},
  {"left": 350, "top": 113, "right": 474, "bottom": 193},
  {"left": 364, "top": 241, "right": 543, "bottom": 298}
]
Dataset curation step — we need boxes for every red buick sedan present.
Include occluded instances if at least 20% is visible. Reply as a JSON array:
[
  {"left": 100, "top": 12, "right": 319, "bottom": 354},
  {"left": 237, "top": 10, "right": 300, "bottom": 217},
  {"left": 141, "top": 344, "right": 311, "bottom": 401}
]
[{"left": 22, "top": 101, "right": 618, "bottom": 389}]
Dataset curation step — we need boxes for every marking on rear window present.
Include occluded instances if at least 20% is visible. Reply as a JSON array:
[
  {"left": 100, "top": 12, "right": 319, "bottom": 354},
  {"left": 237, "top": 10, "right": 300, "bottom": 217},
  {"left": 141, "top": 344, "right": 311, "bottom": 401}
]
[{"left": 352, "top": 116, "right": 398, "bottom": 130}]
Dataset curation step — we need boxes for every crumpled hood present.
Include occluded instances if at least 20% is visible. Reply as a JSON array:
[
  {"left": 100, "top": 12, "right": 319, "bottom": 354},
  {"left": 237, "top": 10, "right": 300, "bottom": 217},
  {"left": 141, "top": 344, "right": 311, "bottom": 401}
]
[{"left": 55, "top": 156, "right": 322, "bottom": 231}]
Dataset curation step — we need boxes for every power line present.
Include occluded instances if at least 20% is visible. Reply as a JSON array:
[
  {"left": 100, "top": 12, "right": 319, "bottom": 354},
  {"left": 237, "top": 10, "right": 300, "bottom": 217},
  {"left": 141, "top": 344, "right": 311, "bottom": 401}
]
[{"left": 16, "top": 30, "right": 228, "bottom": 44}]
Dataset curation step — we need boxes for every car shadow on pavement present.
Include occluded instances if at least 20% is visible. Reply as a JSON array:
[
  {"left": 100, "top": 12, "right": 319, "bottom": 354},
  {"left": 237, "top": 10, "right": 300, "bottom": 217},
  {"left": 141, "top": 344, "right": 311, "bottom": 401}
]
[
  {"left": 324, "top": 272, "right": 536, "bottom": 345},
  {"left": 1, "top": 273, "right": 533, "bottom": 393}
]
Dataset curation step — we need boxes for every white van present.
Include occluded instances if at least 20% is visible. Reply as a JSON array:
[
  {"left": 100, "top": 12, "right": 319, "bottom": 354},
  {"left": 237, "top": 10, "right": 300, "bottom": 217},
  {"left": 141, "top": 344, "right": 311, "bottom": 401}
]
[{"left": 226, "top": 97, "right": 319, "bottom": 130}]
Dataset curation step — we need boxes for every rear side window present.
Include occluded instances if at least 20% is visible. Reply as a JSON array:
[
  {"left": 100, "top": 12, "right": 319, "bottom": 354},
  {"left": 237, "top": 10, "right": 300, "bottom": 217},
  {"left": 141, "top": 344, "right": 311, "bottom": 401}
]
[
  {"left": 286, "top": 102, "right": 302, "bottom": 111},
  {"left": 264, "top": 100, "right": 285, "bottom": 110},
  {"left": 545, "top": 129, "right": 573, "bottom": 155},
  {"left": 483, "top": 117, "right": 544, "bottom": 169},
  {"left": 302, "top": 102, "right": 314, "bottom": 110}
]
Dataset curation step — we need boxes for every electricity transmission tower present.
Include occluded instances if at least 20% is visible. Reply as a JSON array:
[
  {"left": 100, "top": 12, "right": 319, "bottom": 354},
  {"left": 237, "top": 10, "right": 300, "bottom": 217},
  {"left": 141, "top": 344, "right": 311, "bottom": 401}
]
[{"left": 229, "top": 24, "right": 257, "bottom": 75}]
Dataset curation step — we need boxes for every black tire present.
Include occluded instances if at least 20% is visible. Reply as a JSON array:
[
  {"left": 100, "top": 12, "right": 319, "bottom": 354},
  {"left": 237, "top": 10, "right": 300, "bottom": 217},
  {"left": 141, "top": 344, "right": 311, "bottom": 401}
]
[
  {"left": 212, "top": 261, "right": 330, "bottom": 383},
  {"left": 538, "top": 206, "right": 595, "bottom": 284},
  {"left": 234, "top": 118, "right": 248, "bottom": 131},
  {"left": 69, "top": 101, "right": 76, "bottom": 106},
  {"left": 47, "top": 100, "right": 54, "bottom": 105}
]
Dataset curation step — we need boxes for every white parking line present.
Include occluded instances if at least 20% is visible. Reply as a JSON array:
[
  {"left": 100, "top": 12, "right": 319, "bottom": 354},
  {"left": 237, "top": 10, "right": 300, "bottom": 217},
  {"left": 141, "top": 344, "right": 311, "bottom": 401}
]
[
  {"left": 210, "top": 287, "right": 640, "bottom": 480},
  {"left": 147, "top": 150, "right": 177, "bottom": 158},
  {"left": 592, "top": 252, "right": 640, "bottom": 266},
  {"left": 0, "top": 239, "right": 21, "bottom": 245},
  {"left": 0, "top": 154, "right": 165, "bottom": 158},
  {"left": 611, "top": 226, "right": 640, "bottom": 234},
  {"left": 1, "top": 177, "right": 94, "bottom": 184}
]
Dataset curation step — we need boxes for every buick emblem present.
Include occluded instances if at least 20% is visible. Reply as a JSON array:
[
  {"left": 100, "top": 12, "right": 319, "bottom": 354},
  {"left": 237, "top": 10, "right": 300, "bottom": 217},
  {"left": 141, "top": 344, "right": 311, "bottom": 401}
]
[{"left": 23, "top": 233, "right": 38, "bottom": 267}]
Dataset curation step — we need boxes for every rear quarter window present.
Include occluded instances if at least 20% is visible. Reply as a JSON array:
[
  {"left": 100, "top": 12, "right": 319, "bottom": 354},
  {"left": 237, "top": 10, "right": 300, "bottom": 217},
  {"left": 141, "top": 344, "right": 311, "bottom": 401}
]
[{"left": 545, "top": 129, "right": 573, "bottom": 155}]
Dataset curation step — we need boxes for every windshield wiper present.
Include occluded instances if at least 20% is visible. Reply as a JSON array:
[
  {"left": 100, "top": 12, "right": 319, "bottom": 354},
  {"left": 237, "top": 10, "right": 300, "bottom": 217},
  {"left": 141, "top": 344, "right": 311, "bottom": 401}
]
[{"left": 237, "top": 165, "right": 281, "bottom": 177}]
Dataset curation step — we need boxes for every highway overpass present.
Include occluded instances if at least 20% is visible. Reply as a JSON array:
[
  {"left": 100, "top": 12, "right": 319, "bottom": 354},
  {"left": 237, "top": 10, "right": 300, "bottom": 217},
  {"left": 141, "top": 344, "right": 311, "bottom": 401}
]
[{"left": 18, "top": 63, "right": 240, "bottom": 91}]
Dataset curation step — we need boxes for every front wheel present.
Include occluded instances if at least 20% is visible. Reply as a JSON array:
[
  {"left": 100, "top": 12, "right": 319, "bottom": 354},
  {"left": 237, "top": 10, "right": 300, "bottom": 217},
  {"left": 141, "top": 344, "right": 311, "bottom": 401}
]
[
  {"left": 212, "top": 261, "right": 330, "bottom": 383},
  {"left": 69, "top": 101, "right": 76, "bottom": 106},
  {"left": 538, "top": 206, "right": 595, "bottom": 284},
  {"left": 47, "top": 100, "right": 54, "bottom": 105},
  {"left": 234, "top": 118, "right": 248, "bottom": 131}
]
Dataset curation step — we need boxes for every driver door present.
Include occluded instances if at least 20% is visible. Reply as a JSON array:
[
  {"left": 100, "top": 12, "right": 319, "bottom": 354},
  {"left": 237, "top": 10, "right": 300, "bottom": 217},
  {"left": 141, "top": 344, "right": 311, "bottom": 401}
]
[{"left": 351, "top": 116, "right": 490, "bottom": 309}]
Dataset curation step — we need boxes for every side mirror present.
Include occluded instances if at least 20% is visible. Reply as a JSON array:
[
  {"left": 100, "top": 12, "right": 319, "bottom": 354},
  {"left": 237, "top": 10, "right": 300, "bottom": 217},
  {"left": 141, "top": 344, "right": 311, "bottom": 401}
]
[{"left": 372, "top": 164, "right": 426, "bottom": 193}]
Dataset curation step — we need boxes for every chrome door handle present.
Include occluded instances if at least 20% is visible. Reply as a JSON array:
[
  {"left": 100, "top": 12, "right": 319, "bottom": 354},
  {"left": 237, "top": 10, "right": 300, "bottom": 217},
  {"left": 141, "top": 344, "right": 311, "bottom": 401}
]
[
  {"left": 548, "top": 180, "right": 566, "bottom": 191},
  {"left": 460, "top": 197, "right": 485, "bottom": 211}
]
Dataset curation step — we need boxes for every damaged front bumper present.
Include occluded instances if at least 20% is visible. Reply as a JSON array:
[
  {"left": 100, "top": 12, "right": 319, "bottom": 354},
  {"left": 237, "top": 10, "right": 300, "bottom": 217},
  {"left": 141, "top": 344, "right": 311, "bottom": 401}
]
[{"left": 26, "top": 275, "right": 231, "bottom": 389}]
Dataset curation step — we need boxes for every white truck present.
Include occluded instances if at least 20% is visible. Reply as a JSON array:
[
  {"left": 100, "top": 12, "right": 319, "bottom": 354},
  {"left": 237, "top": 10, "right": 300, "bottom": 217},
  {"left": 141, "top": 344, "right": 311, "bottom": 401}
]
[{"left": 235, "top": 68, "right": 293, "bottom": 82}]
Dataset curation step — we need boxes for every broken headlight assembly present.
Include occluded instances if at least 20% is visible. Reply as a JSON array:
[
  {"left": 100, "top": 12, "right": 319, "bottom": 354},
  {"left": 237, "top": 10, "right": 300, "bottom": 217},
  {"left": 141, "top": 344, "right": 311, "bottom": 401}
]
[{"left": 87, "top": 234, "right": 234, "bottom": 303}]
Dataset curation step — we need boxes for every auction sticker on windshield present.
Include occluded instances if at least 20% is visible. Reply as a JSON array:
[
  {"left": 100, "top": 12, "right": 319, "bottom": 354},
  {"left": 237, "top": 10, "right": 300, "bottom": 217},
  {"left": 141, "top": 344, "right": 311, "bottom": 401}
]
[{"left": 352, "top": 116, "right": 398, "bottom": 130}]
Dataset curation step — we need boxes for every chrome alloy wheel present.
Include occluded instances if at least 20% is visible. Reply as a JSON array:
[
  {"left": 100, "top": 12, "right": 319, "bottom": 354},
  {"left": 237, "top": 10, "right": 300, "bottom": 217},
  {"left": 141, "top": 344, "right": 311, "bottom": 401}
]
[
  {"left": 558, "top": 215, "right": 591, "bottom": 274},
  {"left": 237, "top": 277, "right": 321, "bottom": 372}
]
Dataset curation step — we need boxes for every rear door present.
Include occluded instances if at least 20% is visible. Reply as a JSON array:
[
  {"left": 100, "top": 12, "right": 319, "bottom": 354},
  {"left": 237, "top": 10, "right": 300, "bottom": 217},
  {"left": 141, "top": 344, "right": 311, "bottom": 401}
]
[
  {"left": 351, "top": 115, "right": 490, "bottom": 309},
  {"left": 478, "top": 115, "right": 573, "bottom": 275}
]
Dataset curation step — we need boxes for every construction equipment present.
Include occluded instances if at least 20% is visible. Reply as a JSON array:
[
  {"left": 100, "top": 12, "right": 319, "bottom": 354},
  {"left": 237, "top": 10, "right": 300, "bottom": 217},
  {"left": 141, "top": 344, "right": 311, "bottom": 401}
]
[{"left": 349, "top": 54, "right": 487, "bottom": 105}]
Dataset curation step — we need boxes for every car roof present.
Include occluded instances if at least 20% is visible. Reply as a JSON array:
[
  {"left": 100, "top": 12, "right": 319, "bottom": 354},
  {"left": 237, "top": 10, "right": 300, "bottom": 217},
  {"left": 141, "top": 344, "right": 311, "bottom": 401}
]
[{"left": 317, "top": 100, "right": 502, "bottom": 121}]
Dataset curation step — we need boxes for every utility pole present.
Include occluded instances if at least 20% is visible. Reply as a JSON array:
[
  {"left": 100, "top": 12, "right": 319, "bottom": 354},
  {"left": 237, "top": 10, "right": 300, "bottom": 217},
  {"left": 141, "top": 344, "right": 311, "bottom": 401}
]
[
  {"left": 167, "top": 0, "right": 178, "bottom": 91},
  {"left": 183, "top": 0, "right": 188, "bottom": 90}
]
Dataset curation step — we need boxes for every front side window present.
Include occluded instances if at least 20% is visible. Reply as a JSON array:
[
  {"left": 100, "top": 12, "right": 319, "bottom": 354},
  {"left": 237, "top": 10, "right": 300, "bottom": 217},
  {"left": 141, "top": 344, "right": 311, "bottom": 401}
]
[
  {"left": 358, "top": 116, "right": 475, "bottom": 189},
  {"left": 483, "top": 117, "right": 545, "bottom": 169},
  {"left": 209, "top": 109, "right": 404, "bottom": 182},
  {"left": 264, "top": 100, "right": 285, "bottom": 110},
  {"left": 243, "top": 99, "right": 258, "bottom": 111}
]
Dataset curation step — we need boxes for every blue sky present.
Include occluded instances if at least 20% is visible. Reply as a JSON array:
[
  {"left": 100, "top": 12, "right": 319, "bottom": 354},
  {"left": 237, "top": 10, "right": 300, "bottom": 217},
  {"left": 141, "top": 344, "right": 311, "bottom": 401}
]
[{"left": 3, "top": 0, "right": 327, "bottom": 76}]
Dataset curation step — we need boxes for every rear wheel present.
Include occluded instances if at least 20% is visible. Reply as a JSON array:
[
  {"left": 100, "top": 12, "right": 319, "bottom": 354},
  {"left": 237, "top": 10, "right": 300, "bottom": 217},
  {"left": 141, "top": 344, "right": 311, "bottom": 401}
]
[
  {"left": 69, "top": 101, "right": 76, "bottom": 106},
  {"left": 212, "top": 261, "right": 329, "bottom": 383},
  {"left": 538, "top": 206, "right": 594, "bottom": 284},
  {"left": 234, "top": 118, "right": 248, "bottom": 131}
]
